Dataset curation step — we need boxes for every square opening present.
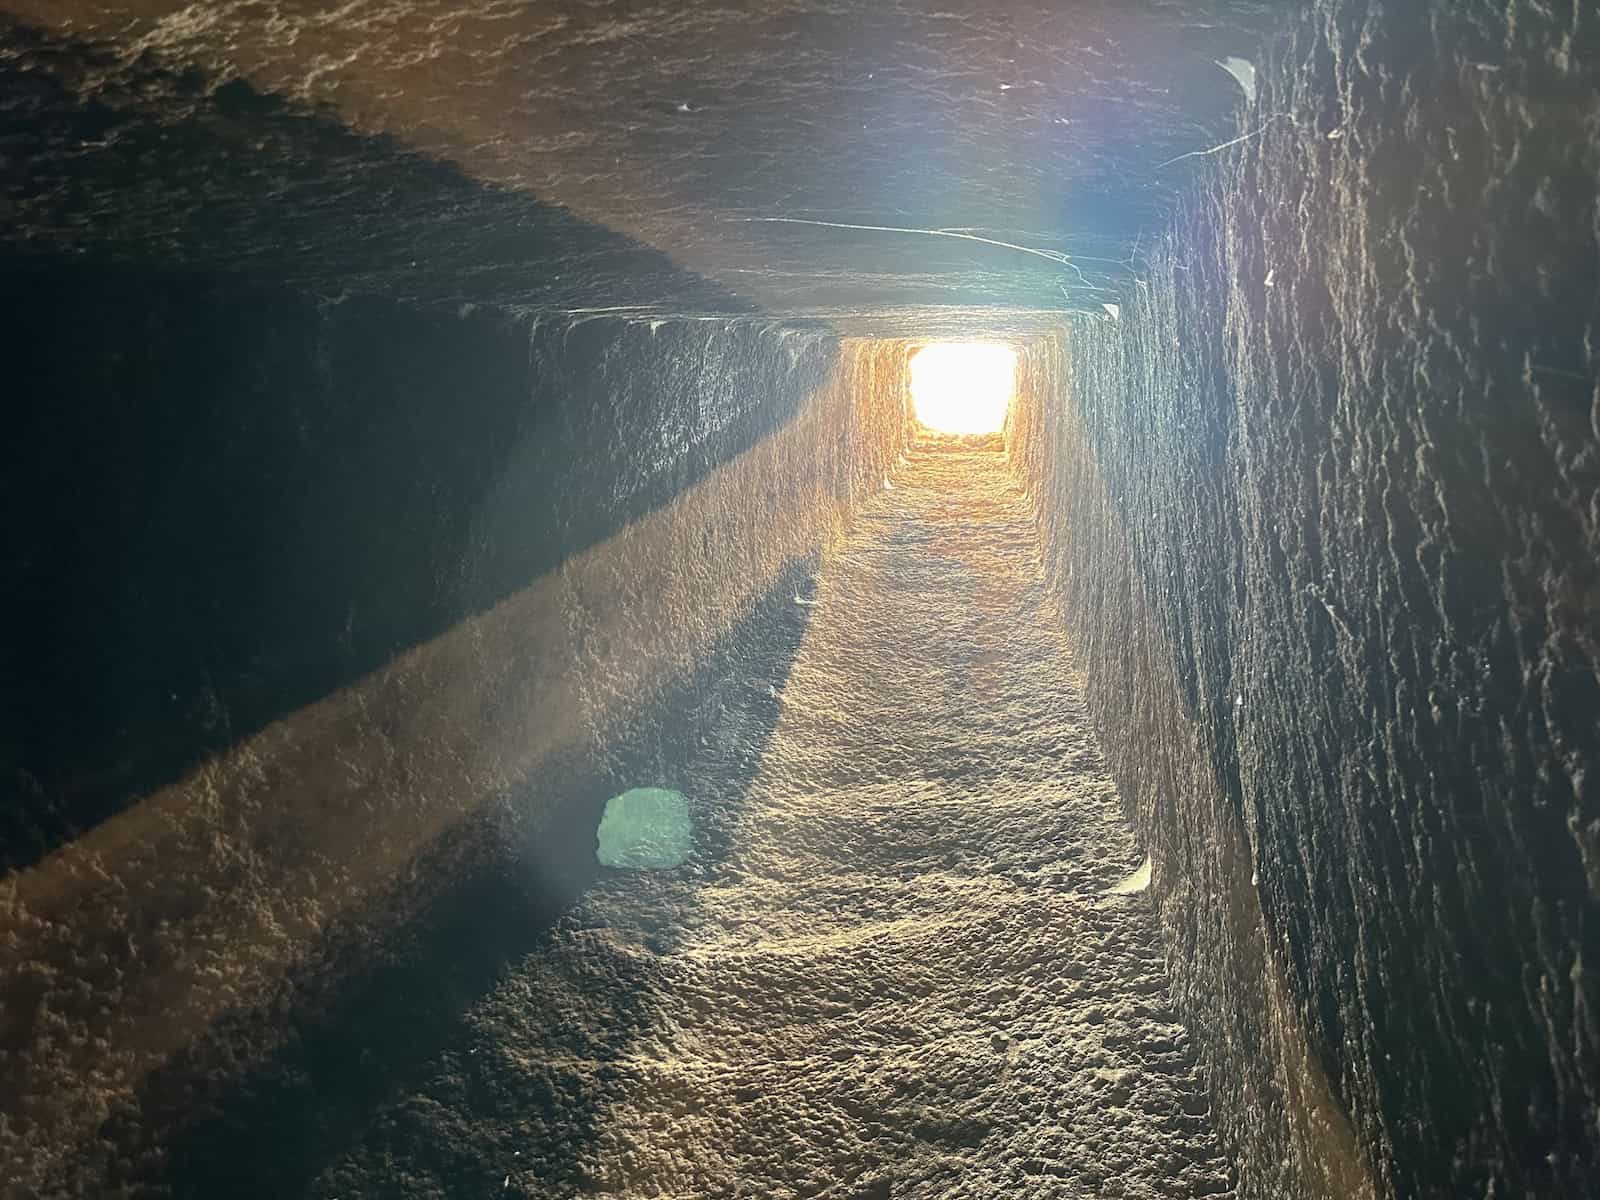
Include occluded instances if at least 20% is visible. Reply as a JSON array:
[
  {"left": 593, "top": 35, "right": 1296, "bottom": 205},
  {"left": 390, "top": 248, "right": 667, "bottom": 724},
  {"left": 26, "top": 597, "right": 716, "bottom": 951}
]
[{"left": 908, "top": 343, "right": 1017, "bottom": 435}]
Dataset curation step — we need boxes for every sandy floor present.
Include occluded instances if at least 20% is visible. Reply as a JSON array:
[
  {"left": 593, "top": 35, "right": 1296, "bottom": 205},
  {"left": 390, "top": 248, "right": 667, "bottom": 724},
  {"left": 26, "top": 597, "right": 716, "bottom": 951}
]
[{"left": 316, "top": 441, "right": 1236, "bottom": 1199}]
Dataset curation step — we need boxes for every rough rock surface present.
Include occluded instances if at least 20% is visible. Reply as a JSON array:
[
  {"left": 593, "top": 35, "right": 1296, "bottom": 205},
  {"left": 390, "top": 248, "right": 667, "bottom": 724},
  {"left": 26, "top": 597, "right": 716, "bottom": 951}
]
[
  {"left": 0, "top": 317, "right": 908, "bottom": 1194},
  {"left": 0, "top": 0, "right": 1281, "bottom": 327},
  {"left": 1009, "top": 1, "right": 1600, "bottom": 1195},
  {"left": 5, "top": 1, "right": 1598, "bottom": 1196},
  {"left": 282, "top": 441, "right": 1236, "bottom": 1199}
]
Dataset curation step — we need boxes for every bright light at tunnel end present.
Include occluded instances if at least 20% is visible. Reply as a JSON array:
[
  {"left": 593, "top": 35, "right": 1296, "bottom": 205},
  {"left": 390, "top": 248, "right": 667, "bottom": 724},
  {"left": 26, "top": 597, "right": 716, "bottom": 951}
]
[{"left": 908, "top": 342, "right": 1017, "bottom": 435}]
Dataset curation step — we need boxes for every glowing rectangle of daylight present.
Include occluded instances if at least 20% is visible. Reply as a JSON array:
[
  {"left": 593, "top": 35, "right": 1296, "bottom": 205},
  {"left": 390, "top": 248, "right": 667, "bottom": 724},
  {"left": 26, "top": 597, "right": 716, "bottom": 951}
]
[{"left": 908, "top": 343, "right": 1017, "bottom": 434}]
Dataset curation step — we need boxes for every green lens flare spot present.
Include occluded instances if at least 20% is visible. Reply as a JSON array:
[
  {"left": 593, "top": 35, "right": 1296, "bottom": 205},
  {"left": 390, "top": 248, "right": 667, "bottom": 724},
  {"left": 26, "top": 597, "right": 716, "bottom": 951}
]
[{"left": 596, "top": 787, "right": 692, "bottom": 869}]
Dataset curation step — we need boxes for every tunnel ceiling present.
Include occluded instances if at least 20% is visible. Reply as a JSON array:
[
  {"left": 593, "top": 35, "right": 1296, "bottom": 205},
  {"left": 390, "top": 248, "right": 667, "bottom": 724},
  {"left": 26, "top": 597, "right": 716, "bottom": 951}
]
[{"left": 2, "top": 0, "right": 1279, "bottom": 334}]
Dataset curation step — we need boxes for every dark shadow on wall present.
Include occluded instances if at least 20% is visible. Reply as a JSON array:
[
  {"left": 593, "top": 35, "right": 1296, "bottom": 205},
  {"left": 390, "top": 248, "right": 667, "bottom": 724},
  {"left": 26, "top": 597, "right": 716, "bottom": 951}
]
[
  {"left": 0, "top": 25, "right": 829, "bottom": 875},
  {"left": 83, "top": 555, "right": 819, "bottom": 1198}
]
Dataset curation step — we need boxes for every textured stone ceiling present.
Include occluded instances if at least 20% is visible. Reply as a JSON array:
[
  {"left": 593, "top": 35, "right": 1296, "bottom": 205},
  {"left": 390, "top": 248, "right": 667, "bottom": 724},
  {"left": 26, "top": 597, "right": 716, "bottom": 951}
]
[{"left": 1, "top": 0, "right": 1281, "bottom": 332}]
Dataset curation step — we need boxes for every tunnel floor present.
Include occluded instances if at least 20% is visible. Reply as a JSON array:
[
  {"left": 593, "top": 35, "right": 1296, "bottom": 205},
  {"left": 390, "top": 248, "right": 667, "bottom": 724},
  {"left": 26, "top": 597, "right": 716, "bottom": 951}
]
[{"left": 306, "top": 441, "right": 1236, "bottom": 1199}]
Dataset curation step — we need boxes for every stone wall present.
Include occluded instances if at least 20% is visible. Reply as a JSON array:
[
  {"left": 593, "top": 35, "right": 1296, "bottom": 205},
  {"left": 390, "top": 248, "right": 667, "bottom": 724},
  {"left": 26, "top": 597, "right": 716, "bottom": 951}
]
[
  {"left": 0, "top": 278, "right": 911, "bottom": 1191},
  {"left": 1009, "top": 321, "right": 1373, "bottom": 1200},
  {"left": 1007, "top": 2, "right": 1600, "bottom": 1191}
]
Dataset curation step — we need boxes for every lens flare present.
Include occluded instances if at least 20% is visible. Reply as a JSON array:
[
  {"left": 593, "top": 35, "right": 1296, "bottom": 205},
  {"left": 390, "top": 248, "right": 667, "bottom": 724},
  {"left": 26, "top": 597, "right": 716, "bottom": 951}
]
[
  {"left": 908, "top": 343, "right": 1017, "bottom": 434},
  {"left": 596, "top": 787, "right": 692, "bottom": 869}
]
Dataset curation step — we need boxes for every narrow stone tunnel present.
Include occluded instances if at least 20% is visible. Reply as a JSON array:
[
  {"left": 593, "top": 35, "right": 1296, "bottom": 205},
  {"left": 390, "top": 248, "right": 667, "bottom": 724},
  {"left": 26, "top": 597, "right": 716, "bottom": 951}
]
[{"left": 2, "top": 2, "right": 1598, "bottom": 1198}]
